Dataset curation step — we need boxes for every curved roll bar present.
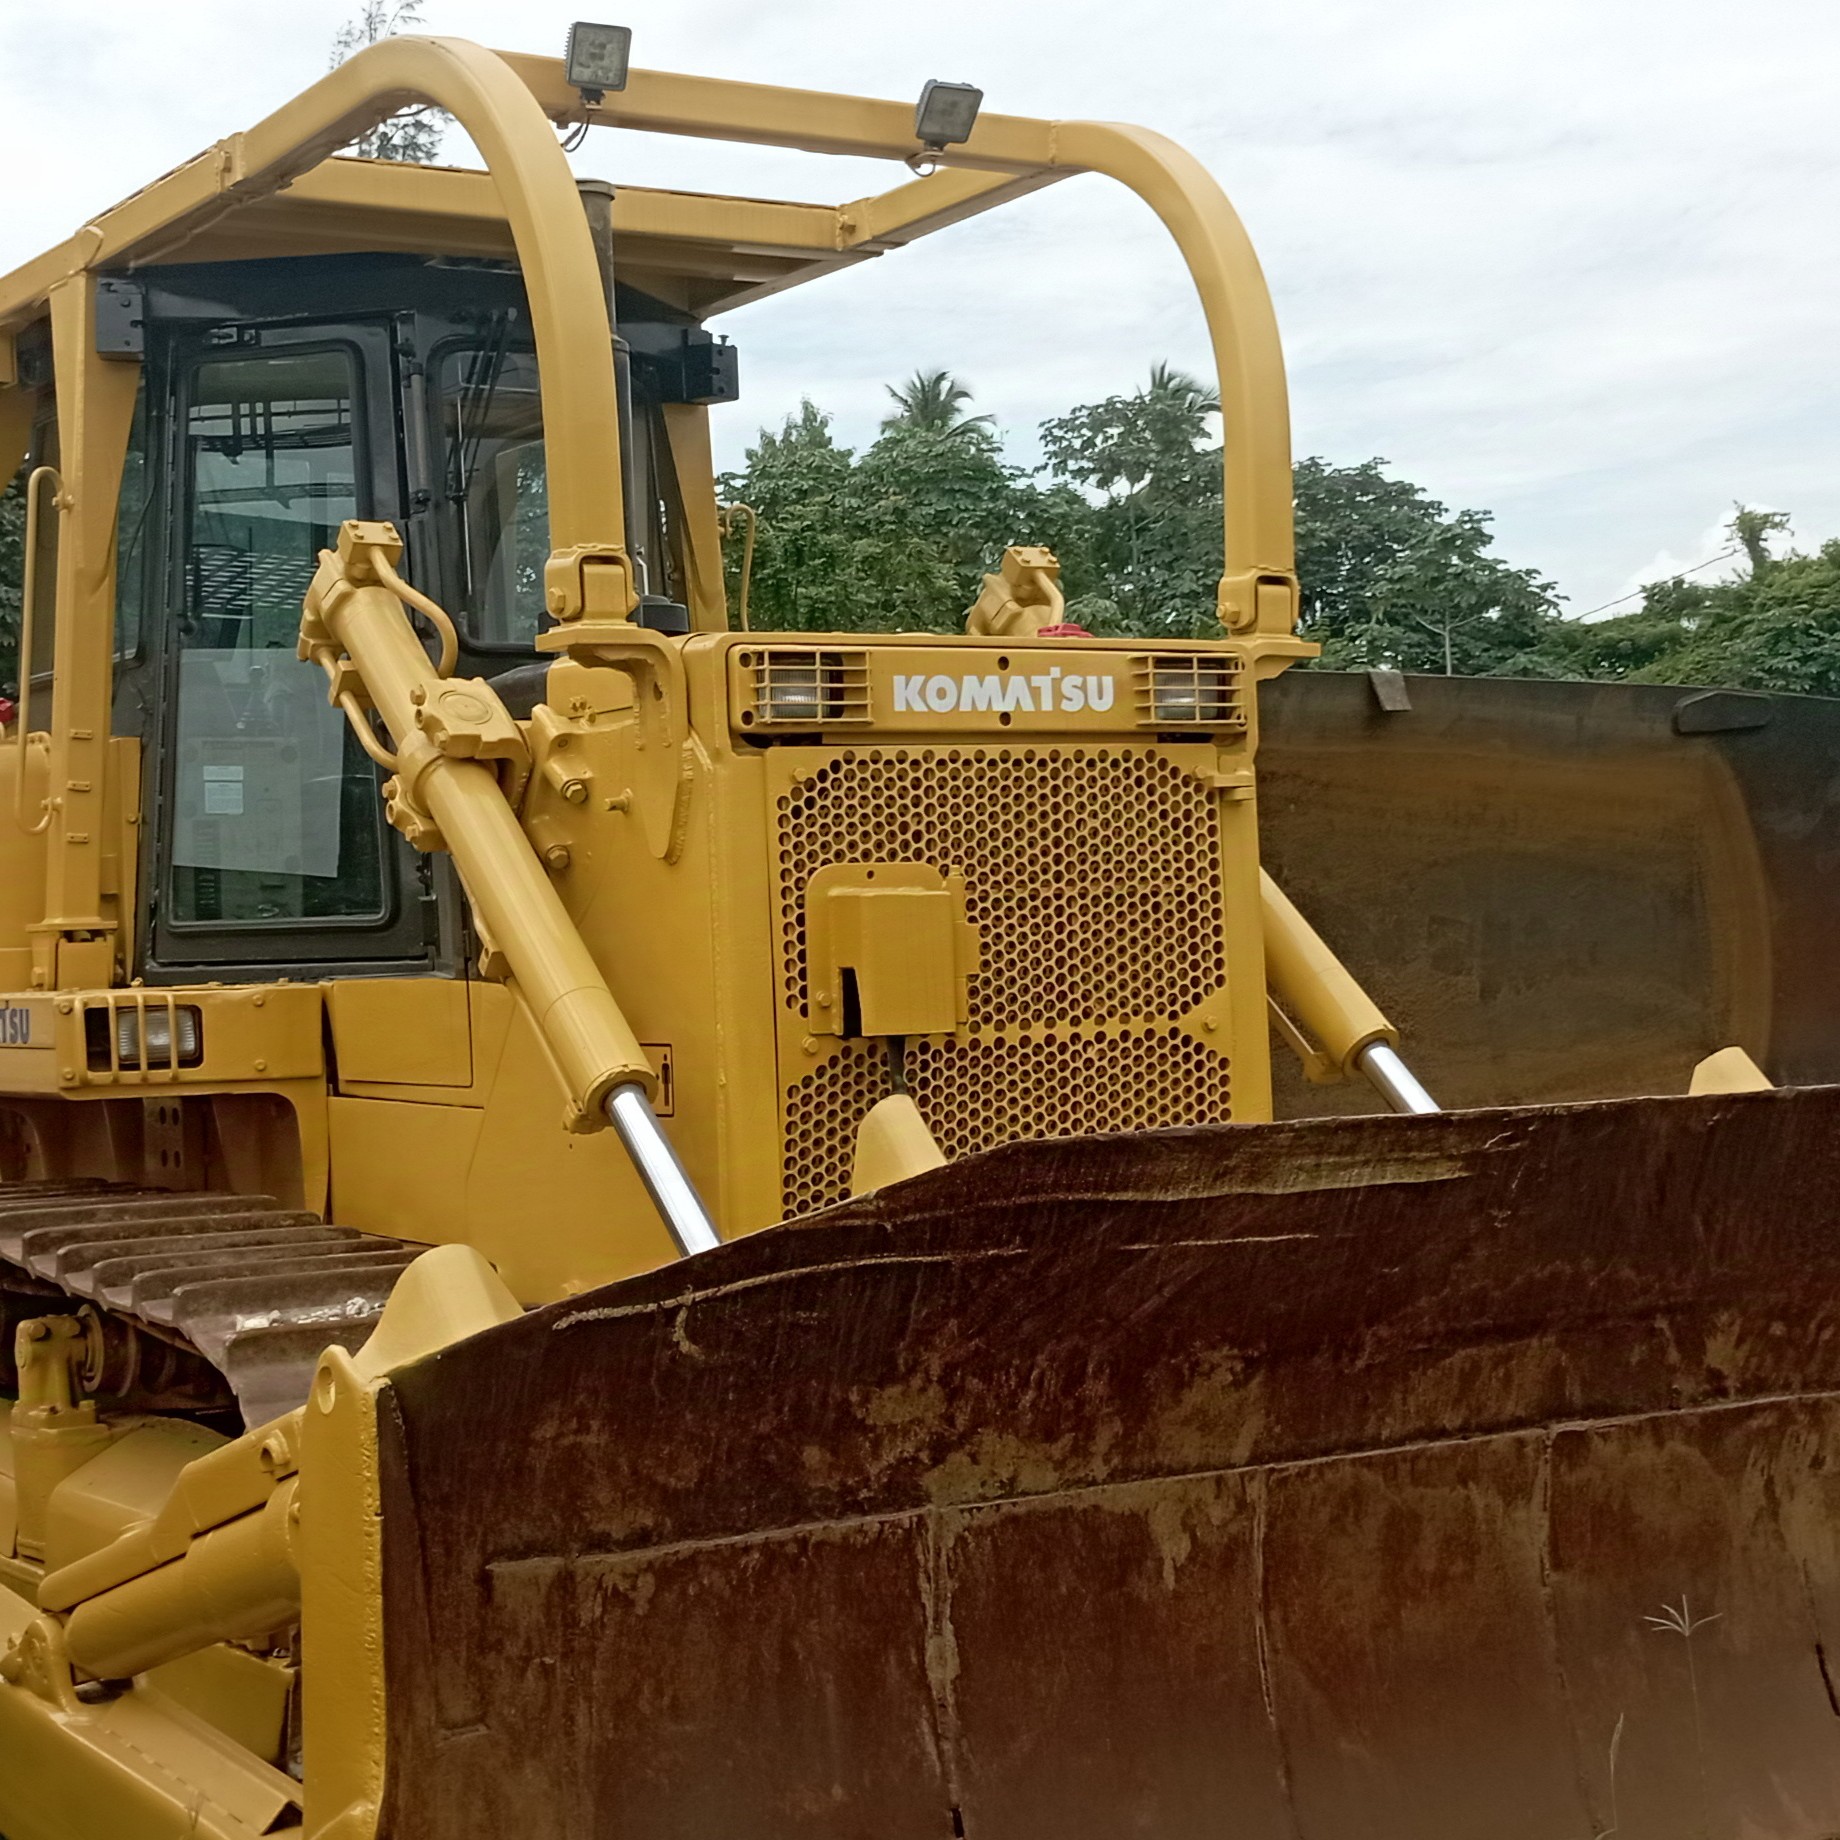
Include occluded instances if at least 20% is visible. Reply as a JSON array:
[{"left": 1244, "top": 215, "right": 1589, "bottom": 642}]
[
  {"left": 8, "top": 37, "right": 1301, "bottom": 639},
  {"left": 508, "top": 55, "right": 1302, "bottom": 636},
  {"left": 1051, "top": 122, "right": 1296, "bottom": 633},
  {"left": 210, "top": 35, "right": 633, "bottom": 592}
]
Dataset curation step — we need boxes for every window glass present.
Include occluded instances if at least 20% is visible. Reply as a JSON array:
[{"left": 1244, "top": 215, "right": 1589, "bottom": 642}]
[
  {"left": 438, "top": 342, "right": 547, "bottom": 646},
  {"left": 169, "top": 348, "right": 386, "bottom": 926},
  {"left": 114, "top": 382, "right": 151, "bottom": 657}
]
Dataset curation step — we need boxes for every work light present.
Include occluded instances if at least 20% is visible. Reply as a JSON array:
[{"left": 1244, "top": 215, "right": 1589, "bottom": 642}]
[
  {"left": 914, "top": 79, "right": 983, "bottom": 152},
  {"left": 565, "top": 22, "right": 633, "bottom": 99}
]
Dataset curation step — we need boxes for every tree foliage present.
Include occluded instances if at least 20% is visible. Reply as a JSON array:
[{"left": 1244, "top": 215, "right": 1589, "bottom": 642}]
[
  {"left": 720, "top": 393, "right": 1091, "bottom": 634},
  {"left": 331, "top": 1, "right": 445, "bottom": 162},
  {"left": 1292, "top": 458, "right": 1560, "bottom": 675},
  {"left": 720, "top": 367, "right": 1840, "bottom": 701},
  {"left": 1536, "top": 509, "right": 1840, "bottom": 698},
  {"left": 1037, "top": 366, "right": 1224, "bottom": 636}
]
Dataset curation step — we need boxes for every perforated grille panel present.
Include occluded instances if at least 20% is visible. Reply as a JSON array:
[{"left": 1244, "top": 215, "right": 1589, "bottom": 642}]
[{"left": 776, "top": 746, "right": 1234, "bottom": 1216}]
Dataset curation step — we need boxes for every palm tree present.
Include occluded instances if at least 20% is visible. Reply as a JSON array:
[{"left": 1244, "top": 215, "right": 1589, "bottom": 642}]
[
  {"left": 1142, "top": 362, "right": 1220, "bottom": 416},
  {"left": 881, "top": 369, "right": 993, "bottom": 437}
]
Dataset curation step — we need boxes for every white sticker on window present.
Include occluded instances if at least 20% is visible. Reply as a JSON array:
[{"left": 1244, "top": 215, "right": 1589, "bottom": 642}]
[
  {"left": 202, "top": 764, "right": 245, "bottom": 815},
  {"left": 171, "top": 652, "right": 345, "bottom": 878}
]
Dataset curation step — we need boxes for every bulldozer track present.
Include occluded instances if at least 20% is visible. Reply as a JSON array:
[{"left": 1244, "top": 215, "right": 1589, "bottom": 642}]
[{"left": 0, "top": 1179, "right": 418, "bottom": 1427}]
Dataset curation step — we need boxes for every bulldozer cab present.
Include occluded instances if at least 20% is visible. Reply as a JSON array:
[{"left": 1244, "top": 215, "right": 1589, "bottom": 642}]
[{"left": 29, "top": 252, "right": 727, "bottom": 982}]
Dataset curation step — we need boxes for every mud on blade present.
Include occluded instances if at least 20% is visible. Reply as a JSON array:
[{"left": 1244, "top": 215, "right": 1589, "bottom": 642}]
[{"left": 372, "top": 1087, "right": 1840, "bottom": 1839}]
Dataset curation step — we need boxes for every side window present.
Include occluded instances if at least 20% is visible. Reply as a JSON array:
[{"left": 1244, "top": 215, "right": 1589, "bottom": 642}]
[
  {"left": 166, "top": 347, "right": 387, "bottom": 930},
  {"left": 114, "top": 382, "right": 151, "bottom": 658},
  {"left": 437, "top": 342, "right": 547, "bottom": 647}
]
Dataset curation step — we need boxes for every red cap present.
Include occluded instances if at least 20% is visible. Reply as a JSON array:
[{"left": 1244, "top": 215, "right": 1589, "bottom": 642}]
[
  {"left": 0, "top": 696, "right": 15, "bottom": 729},
  {"left": 1035, "top": 623, "right": 1092, "bottom": 639}
]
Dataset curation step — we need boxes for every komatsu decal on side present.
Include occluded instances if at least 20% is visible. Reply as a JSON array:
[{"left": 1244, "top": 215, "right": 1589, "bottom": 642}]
[
  {"left": 0, "top": 1005, "right": 44, "bottom": 1049},
  {"left": 893, "top": 669, "right": 1117, "bottom": 715}
]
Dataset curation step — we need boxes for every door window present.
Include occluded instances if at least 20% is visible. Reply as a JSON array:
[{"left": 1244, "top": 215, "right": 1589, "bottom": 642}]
[
  {"left": 437, "top": 341, "right": 547, "bottom": 648},
  {"left": 167, "top": 347, "right": 387, "bottom": 928}
]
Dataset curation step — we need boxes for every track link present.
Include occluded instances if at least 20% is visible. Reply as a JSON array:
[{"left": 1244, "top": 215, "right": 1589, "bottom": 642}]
[{"left": 0, "top": 1180, "right": 418, "bottom": 1426}]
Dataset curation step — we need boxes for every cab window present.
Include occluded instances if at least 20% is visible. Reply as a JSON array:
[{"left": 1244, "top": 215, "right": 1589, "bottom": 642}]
[
  {"left": 166, "top": 346, "right": 388, "bottom": 928},
  {"left": 437, "top": 341, "right": 547, "bottom": 648}
]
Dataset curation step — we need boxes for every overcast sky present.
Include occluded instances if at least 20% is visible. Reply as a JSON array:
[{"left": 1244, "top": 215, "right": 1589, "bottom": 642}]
[{"left": 4, "top": 0, "right": 1836, "bottom": 613}]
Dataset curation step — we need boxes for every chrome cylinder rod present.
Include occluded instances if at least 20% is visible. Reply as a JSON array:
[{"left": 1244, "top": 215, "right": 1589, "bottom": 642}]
[
  {"left": 1356, "top": 1041, "right": 1441, "bottom": 1116},
  {"left": 605, "top": 1083, "right": 722, "bottom": 1256}
]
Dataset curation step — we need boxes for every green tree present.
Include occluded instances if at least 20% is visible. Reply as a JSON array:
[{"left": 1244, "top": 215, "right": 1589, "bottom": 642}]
[
  {"left": 720, "top": 374, "right": 1836, "bottom": 695},
  {"left": 1040, "top": 371, "right": 1562, "bottom": 658},
  {"left": 1292, "top": 457, "right": 1561, "bottom": 674},
  {"left": 880, "top": 369, "right": 992, "bottom": 438},
  {"left": 1039, "top": 365, "right": 1224, "bottom": 635},
  {"left": 1546, "top": 508, "right": 1840, "bottom": 697},
  {"left": 332, "top": 2, "right": 445, "bottom": 162},
  {"left": 720, "top": 402, "right": 1068, "bottom": 633},
  {"left": 1728, "top": 503, "right": 1790, "bottom": 576}
]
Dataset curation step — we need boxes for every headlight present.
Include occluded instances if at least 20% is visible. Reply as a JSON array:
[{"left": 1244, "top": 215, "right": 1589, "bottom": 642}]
[
  {"left": 914, "top": 80, "right": 984, "bottom": 151},
  {"left": 740, "top": 650, "right": 870, "bottom": 729},
  {"left": 86, "top": 1004, "right": 204, "bottom": 1072},
  {"left": 1137, "top": 654, "right": 1248, "bottom": 730},
  {"left": 564, "top": 22, "right": 632, "bottom": 99}
]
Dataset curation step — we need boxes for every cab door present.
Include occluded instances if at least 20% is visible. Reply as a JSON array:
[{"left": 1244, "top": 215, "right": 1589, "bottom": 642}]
[{"left": 146, "top": 319, "right": 435, "bottom": 976}]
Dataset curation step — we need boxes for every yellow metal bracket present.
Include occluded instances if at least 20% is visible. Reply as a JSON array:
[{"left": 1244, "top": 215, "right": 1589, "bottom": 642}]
[
  {"left": 805, "top": 863, "right": 979, "bottom": 1039},
  {"left": 535, "top": 619, "right": 690, "bottom": 858},
  {"left": 544, "top": 543, "right": 641, "bottom": 622},
  {"left": 11, "top": 466, "right": 66, "bottom": 838},
  {"left": 964, "top": 545, "right": 1068, "bottom": 638}
]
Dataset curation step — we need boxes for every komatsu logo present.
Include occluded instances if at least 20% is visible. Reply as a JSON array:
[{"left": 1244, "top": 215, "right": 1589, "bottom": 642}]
[{"left": 892, "top": 668, "right": 1117, "bottom": 716}]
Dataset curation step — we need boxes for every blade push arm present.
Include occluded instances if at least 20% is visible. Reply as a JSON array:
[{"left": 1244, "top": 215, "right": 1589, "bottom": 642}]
[{"left": 1260, "top": 870, "right": 1439, "bottom": 1115}]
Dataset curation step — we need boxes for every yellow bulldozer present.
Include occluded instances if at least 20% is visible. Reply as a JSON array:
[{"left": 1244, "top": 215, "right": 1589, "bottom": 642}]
[{"left": 4, "top": 26, "right": 1840, "bottom": 1840}]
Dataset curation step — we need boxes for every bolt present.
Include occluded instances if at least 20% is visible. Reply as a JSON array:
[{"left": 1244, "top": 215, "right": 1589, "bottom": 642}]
[
  {"left": 254, "top": 1059, "right": 268, "bottom": 1073},
  {"left": 258, "top": 1432, "right": 292, "bottom": 1473},
  {"left": 603, "top": 793, "right": 631, "bottom": 813},
  {"left": 410, "top": 685, "right": 427, "bottom": 707},
  {"left": 55, "top": 999, "right": 71, "bottom": 1015},
  {"left": 561, "top": 779, "right": 588, "bottom": 804},
  {"left": 544, "top": 844, "right": 572, "bottom": 872},
  {"left": 252, "top": 994, "right": 264, "bottom": 1008},
  {"left": 59, "top": 1069, "right": 75, "bottom": 1085}
]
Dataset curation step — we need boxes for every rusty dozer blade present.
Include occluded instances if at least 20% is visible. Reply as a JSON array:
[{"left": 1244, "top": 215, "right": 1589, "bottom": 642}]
[{"left": 372, "top": 1086, "right": 1840, "bottom": 1839}]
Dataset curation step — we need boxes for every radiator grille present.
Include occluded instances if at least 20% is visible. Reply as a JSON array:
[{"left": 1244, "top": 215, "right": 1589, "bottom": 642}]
[
  {"left": 776, "top": 745, "right": 1234, "bottom": 1216},
  {"left": 781, "top": 1027, "right": 1235, "bottom": 1218}
]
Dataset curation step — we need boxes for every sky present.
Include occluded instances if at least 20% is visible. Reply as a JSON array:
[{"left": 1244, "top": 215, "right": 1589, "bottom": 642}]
[{"left": 3, "top": 0, "right": 1837, "bottom": 615}]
